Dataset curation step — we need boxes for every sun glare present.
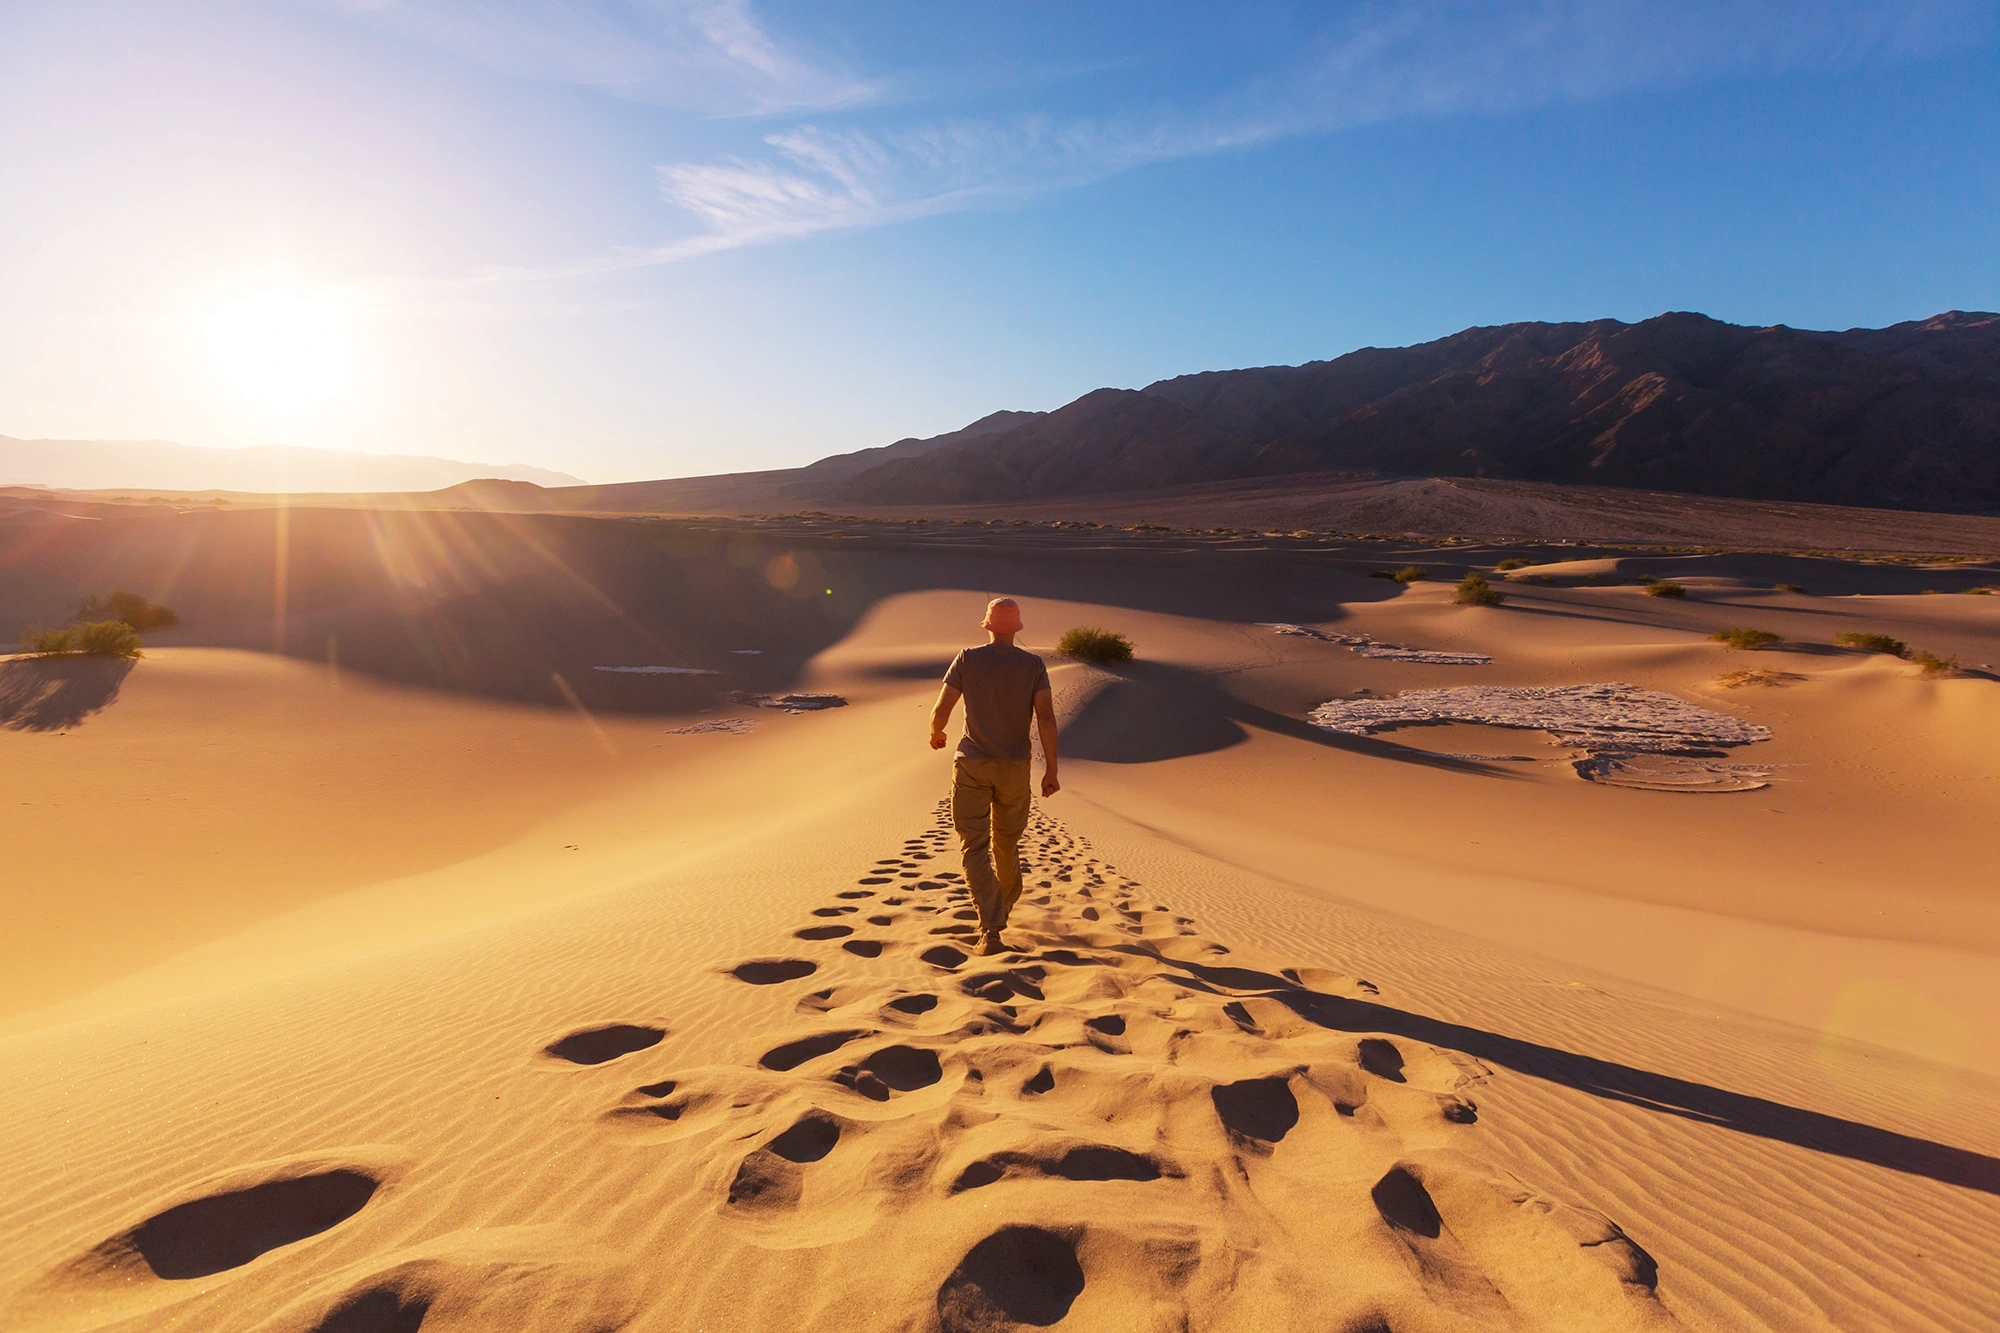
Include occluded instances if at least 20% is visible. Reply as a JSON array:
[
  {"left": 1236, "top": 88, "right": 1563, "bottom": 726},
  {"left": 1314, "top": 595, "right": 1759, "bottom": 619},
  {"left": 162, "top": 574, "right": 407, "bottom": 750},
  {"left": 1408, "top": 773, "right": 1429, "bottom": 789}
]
[{"left": 200, "top": 276, "right": 359, "bottom": 417}]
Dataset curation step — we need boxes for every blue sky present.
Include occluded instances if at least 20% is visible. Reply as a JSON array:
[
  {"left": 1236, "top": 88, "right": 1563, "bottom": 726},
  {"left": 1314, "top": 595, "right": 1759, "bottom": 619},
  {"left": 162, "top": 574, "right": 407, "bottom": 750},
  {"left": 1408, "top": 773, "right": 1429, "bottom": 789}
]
[{"left": 1, "top": 1, "right": 1995, "bottom": 482}]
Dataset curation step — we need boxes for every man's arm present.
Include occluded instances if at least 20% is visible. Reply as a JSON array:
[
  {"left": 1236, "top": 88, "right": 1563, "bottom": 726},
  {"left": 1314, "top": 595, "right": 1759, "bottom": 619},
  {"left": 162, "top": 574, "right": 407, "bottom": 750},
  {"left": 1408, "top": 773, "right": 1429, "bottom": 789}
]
[
  {"left": 1034, "top": 687, "right": 1060, "bottom": 796},
  {"left": 929, "top": 684, "right": 962, "bottom": 749}
]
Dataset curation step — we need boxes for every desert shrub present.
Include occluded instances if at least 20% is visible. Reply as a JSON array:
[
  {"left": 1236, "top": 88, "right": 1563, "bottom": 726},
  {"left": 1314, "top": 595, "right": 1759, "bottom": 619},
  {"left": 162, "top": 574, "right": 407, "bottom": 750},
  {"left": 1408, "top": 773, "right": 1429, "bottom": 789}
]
[
  {"left": 1454, "top": 573, "right": 1506, "bottom": 606},
  {"left": 1967, "top": 586, "right": 1997, "bottom": 596},
  {"left": 1057, "top": 626, "right": 1134, "bottom": 664},
  {"left": 1834, "top": 631, "right": 1906, "bottom": 655},
  {"left": 1710, "top": 628, "right": 1780, "bottom": 650},
  {"left": 1910, "top": 648, "right": 1960, "bottom": 677},
  {"left": 1716, "top": 668, "right": 1804, "bottom": 688},
  {"left": 1775, "top": 583, "right": 1808, "bottom": 594},
  {"left": 24, "top": 620, "right": 142, "bottom": 657},
  {"left": 1644, "top": 581, "right": 1688, "bottom": 598},
  {"left": 1368, "top": 566, "right": 1426, "bottom": 584},
  {"left": 1495, "top": 558, "right": 1529, "bottom": 571},
  {"left": 22, "top": 626, "right": 75, "bottom": 654},
  {"left": 74, "top": 589, "right": 178, "bottom": 631}
]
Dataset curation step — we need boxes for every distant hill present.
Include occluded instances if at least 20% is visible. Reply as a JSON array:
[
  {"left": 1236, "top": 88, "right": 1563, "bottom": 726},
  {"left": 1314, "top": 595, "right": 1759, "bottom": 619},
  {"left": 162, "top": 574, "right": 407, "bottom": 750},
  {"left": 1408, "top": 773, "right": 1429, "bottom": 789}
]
[
  {"left": 0, "top": 437, "right": 584, "bottom": 493},
  {"left": 840, "top": 311, "right": 2000, "bottom": 513}
]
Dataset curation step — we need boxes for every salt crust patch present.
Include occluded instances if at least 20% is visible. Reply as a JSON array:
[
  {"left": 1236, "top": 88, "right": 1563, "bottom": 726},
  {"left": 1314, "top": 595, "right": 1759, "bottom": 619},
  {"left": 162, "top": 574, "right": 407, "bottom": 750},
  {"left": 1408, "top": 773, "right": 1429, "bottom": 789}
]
[
  {"left": 595, "top": 666, "right": 719, "bottom": 676},
  {"left": 1259, "top": 623, "right": 1491, "bottom": 666},
  {"left": 666, "top": 718, "right": 758, "bottom": 735},
  {"left": 727, "top": 691, "right": 848, "bottom": 714},
  {"left": 1309, "top": 684, "right": 1776, "bottom": 792}
]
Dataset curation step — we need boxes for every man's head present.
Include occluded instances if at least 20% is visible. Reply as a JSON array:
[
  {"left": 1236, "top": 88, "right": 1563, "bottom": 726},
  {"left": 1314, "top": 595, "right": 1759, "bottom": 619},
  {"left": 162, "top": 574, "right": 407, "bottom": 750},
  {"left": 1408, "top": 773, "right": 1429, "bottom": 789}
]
[{"left": 982, "top": 597, "right": 1023, "bottom": 638}]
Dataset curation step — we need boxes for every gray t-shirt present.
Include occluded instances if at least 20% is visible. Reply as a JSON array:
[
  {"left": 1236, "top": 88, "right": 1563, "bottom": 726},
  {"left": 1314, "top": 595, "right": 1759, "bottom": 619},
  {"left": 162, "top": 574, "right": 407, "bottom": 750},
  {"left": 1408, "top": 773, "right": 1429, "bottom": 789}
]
[{"left": 944, "top": 643, "right": 1051, "bottom": 762}]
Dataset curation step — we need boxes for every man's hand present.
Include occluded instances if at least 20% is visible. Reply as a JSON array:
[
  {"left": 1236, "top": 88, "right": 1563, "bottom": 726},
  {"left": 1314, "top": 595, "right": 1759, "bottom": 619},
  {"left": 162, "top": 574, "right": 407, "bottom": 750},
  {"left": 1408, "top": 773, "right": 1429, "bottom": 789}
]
[
  {"left": 929, "top": 683, "right": 962, "bottom": 751},
  {"left": 1041, "top": 768, "right": 1061, "bottom": 797}
]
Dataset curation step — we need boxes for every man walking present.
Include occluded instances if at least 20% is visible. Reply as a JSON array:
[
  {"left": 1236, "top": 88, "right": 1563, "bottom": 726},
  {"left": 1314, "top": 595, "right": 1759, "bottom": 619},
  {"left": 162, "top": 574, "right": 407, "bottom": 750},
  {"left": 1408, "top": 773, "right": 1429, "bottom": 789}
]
[{"left": 929, "top": 597, "right": 1060, "bottom": 955}]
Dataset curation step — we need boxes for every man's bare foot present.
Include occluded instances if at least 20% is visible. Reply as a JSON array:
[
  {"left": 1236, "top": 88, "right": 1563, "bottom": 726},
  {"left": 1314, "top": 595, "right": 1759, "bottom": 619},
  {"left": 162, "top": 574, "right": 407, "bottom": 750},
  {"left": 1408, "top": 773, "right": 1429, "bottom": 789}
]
[{"left": 979, "top": 932, "right": 1006, "bottom": 956}]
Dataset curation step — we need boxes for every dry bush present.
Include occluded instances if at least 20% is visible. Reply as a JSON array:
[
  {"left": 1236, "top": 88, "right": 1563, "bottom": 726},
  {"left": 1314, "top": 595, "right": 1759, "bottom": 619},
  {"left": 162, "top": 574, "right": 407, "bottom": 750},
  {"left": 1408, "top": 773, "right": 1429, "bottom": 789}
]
[
  {"left": 23, "top": 621, "right": 143, "bottom": 658},
  {"left": 1716, "top": 669, "right": 1805, "bottom": 688},
  {"left": 1454, "top": 573, "right": 1506, "bottom": 606},
  {"left": 1371, "top": 566, "right": 1427, "bottom": 584},
  {"left": 1495, "top": 558, "right": 1530, "bottom": 571},
  {"left": 1834, "top": 632, "right": 1906, "bottom": 655},
  {"left": 74, "top": 589, "right": 178, "bottom": 631},
  {"left": 1710, "top": 628, "right": 1780, "bottom": 650},
  {"left": 1057, "top": 627, "right": 1134, "bottom": 664},
  {"left": 1910, "top": 648, "right": 1960, "bottom": 677},
  {"left": 1775, "top": 583, "right": 1808, "bottom": 594},
  {"left": 1644, "top": 581, "right": 1688, "bottom": 598}
]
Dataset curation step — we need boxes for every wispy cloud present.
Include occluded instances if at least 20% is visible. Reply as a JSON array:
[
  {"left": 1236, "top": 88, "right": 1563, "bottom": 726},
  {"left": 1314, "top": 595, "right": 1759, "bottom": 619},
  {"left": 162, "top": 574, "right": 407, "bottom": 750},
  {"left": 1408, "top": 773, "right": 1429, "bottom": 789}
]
[
  {"left": 474, "top": 0, "right": 1993, "bottom": 278},
  {"left": 322, "top": 0, "right": 873, "bottom": 115}
]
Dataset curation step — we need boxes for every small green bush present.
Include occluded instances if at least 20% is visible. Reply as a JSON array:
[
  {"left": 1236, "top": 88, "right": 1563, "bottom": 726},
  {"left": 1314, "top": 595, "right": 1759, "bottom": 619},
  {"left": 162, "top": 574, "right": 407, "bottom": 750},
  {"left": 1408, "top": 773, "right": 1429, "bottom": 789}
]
[
  {"left": 22, "top": 620, "right": 142, "bottom": 657},
  {"left": 1454, "top": 573, "right": 1506, "bottom": 606},
  {"left": 1644, "top": 581, "right": 1688, "bottom": 598},
  {"left": 1835, "top": 631, "right": 1906, "bottom": 655},
  {"left": 1495, "top": 558, "right": 1529, "bottom": 571},
  {"left": 1710, "top": 628, "right": 1780, "bottom": 650},
  {"left": 1057, "top": 626, "right": 1134, "bottom": 664},
  {"left": 22, "top": 626, "right": 75, "bottom": 654},
  {"left": 1910, "top": 648, "right": 1959, "bottom": 677},
  {"left": 1368, "top": 566, "right": 1426, "bottom": 584},
  {"left": 74, "top": 589, "right": 178, "bottom": 632}
]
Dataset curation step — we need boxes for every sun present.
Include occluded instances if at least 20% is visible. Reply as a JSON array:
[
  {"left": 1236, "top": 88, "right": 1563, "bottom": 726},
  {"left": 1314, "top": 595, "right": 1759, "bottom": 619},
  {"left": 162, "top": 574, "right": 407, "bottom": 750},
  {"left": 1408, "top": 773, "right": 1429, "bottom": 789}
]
[{"left": 200, "top": 275, "right": 359, "bottom": 418}]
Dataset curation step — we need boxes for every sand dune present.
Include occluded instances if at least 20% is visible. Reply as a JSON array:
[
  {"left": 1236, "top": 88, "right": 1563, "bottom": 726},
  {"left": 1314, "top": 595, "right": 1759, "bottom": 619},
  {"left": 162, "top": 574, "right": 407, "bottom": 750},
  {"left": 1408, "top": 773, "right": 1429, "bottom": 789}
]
[{"left": 2, "top": 525, "right": 1997, "bottom": 1331}]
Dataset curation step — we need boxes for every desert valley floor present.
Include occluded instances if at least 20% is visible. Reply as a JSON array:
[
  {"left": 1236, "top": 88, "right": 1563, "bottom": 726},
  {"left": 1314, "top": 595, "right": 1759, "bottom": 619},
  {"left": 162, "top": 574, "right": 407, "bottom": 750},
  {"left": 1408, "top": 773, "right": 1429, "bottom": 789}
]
[{"left": 2, "top": 516, "right": 1997, "bottom": 1332}]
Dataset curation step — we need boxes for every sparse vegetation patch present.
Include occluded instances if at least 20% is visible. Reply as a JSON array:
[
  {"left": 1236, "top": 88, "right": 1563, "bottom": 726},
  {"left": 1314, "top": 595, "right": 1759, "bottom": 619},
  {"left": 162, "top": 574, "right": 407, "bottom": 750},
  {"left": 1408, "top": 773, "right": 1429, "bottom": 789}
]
[
  {"left": 1057, "top": 627, "right": 1134, "bottom": 665},
  {"left": 1716, "top": 669, "right": 1805, "bottom": 688},
  {"left": 1370, "top": 566, "right": 1428, "bottom": 584},
  {"left": 1710, "top": 628, "right": 1780, "bottom": 650},
  {"left": 22, "top": 621, "right": 144, "bottom": 658},
  {"left": 1909, "top": 649, "right": 1960, "bottom": 677},
  {"left": 1454, "top": 573, "right": 1506, "bottom": 606},
  {"left": 74, "top": 589, "right": 178, "bottom": 632},
  {"left": 1644, "top": 581, "right": 1688, "bottom": 598},
  {"left": 1495, "top": 559, "right": 1530, "bottom": 571},
  {"left": 1775, "top": 583, "right": 1808, "bottom": 594},
  {"left": 1834, "top": 632, "right": 1906, "bottom": 655}
]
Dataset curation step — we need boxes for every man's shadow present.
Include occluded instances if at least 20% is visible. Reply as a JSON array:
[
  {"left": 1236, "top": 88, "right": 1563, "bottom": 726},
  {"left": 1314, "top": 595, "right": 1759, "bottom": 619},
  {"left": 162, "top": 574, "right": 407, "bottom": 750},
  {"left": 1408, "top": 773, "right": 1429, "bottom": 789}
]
[
  {"left": 0, "top": 656, "right": 135, "bottom": 731},
  {"left": 1115, "top": 948, "right": 2000, "bottom": 1196}
]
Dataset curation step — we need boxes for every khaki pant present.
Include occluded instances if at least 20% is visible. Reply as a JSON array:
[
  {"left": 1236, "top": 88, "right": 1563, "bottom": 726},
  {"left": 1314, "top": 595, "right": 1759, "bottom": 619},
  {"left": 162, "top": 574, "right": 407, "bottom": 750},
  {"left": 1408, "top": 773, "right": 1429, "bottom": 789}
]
[{"left": 952, "top": 756, "right": 1033, "bottom": 934}]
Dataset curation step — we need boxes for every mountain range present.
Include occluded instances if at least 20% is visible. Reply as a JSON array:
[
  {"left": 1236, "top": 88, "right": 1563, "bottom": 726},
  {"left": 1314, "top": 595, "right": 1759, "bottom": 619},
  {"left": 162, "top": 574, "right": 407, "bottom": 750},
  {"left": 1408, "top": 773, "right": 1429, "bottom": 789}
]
[
  {"left": 0, "top": 438, "right": 583, "bottom": 494},
  {"left": 836, "top": 311, "right": 2000, "bottom": 513}
]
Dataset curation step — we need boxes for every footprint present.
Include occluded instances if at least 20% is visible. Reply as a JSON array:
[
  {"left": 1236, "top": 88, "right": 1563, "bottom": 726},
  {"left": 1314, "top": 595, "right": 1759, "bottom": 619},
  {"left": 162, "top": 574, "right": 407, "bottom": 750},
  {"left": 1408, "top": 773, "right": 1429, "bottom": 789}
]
[
  {"left": 795, "top": 925, "right": 853, "bottom": 940},
  {"left": 759, "top": 1029, "right": 871, "bottom": 1072},
  {"left": 306, "top": 1285, "right": 428, "bottom": 1333},
  {"left": 766, "top": 1112, "right": 842, "bottom": 1163},
  {"left": 1371, "top": 1164, "right": 1442, "bottom": 1238},
  {"left": 730, "top": 959, "right": 818, "bottom": 985},
  {"left": 937, "top": 1226, "right": 1085, "bottom": 1333},
  {"left": 952, "top": 1145, "right": 1165, "bottom": 1192},
  {"left": 1358, "top": 1039, "right": 1406, "bottom": 1082},
  {"left": 1083, "top": 1014, "right": 1126, "bottom": 1037},
  {"left": 920, "top": 946, "right": 969, "bottom": 970},
  {"left": 837, "top": 890, "right": 876, "bottom": 900},
  {"left": 1211, "top": 1077, "right": 1300, "bottom": 1144},
  {"left": 545, "top": 1025, "right": 665, "bottom": 1066},
  {"left": 859, "top": 876, "right": 894, "bottom": 885},
  {"left": 1021, "top": 1065, "right": 1055, "bottom": 1095},
  {"left": 885, "top": 993, "right": 940, "bottom": 1016},
  {"left": 811, "top": 906, "right": 858, "bottom": 917},
  {"left": 831, "top": 1045, "right": 944, "bottom": 1100},
  {"left": 137, "top": 1169, "right": 381, "bottom": 1279},
  {"left": 842, "top": 939, "right": 886, "bottom": 958}
]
